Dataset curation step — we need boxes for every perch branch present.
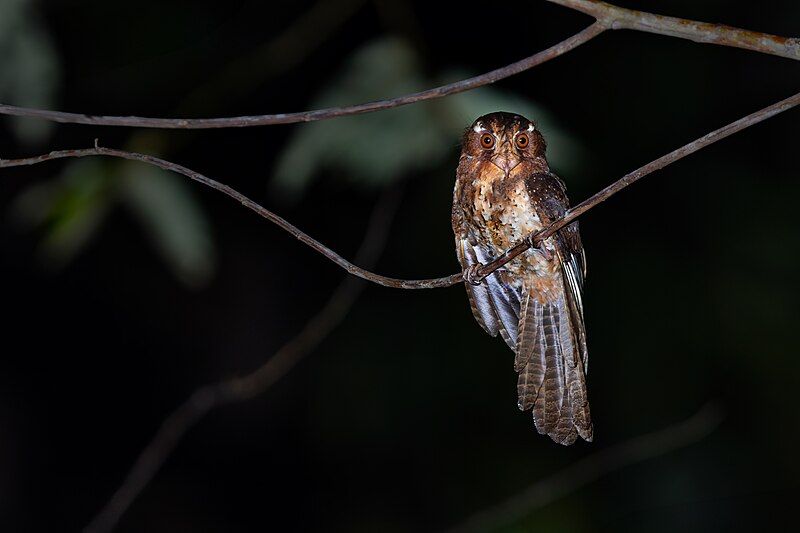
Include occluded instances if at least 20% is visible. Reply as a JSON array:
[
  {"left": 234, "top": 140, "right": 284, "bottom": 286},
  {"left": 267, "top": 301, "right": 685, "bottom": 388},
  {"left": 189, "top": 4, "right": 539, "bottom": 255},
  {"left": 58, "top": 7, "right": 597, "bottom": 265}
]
[
  {"left": 82, "top": 187, "right": 403, "bottom": 533},
  {"left": 467, "top": 90, "right": 800, "bottom": 284},
  {"left": 3, "top": 91, "right": 798, "bottom": 288},
  {"left": 0, "top": 23, "right": 604, "bottom": 129},
  {"left": 547, "top": 0, "right": 800, "bottom": 60},
  {"left": 1, "top": 1, "right": 798, "bottom": 129},
  {"left": 448, "top": 402, "right": 725, "bottom": 533}
]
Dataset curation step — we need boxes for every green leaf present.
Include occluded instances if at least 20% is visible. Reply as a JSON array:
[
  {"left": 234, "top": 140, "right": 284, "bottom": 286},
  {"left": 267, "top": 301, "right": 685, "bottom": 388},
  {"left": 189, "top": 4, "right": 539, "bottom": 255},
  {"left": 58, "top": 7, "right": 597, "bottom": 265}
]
[
  {"left": 12, "top": 156, "right": 216, "bottom": 287},
  {"left": 0, "top": 0, "right": 60, "bottom": 144},
  {"left": 119, "top": 163, "right": 216, "bottom": 287},
  {"left": 272, "top": 37, "right": 451, "bottom": 199},
  {"left": 11, "top": 159, "right": 111, "bottom": 267},
  {"left": 272, "top": 38, "right": 587, "bottom": 201}
]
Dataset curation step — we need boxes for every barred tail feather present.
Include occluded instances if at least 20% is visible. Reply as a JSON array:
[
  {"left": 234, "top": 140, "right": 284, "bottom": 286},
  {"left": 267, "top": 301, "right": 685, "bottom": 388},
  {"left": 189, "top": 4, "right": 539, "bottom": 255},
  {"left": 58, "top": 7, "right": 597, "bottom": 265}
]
[{"left": 516, "top": 289, "right": 592, "bottom": 445}]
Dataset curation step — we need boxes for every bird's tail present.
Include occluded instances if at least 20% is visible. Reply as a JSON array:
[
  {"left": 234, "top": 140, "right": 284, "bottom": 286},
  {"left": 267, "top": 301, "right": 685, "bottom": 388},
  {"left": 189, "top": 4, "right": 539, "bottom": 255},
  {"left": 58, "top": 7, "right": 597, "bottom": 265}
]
[{"left": 515, "top": 289, "right": 592, "bottom": 445}]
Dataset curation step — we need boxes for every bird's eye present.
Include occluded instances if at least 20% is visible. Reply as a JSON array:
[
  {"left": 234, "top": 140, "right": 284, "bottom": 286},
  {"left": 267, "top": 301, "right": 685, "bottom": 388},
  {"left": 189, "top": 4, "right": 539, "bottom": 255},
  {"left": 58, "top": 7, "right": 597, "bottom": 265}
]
[
  {"left": 480, "top": 134, "right": 495, "bottom": 149},
  {"left": 516, "top": 133, "right": 529, "bottom": 149}
]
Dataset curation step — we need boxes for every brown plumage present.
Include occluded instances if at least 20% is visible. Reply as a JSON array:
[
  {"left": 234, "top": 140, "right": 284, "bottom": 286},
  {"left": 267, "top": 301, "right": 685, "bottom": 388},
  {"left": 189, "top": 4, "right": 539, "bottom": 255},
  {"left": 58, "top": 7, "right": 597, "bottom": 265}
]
[{"left": 452, "top": 112, "right": 592, "bottom": 445}]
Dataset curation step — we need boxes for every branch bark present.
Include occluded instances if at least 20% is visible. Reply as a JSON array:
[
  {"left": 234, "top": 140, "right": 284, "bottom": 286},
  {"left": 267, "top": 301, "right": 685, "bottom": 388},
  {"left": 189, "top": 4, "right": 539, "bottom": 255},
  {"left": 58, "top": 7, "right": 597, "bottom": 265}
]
[
  {"left": 467, "top": 90, "right": 800, "bottom": 285},
  {"left": 3, "top": 91, "right": 798, "bottom": 289},
  {"left": 1, "top": 1, "right": 797, "bottom": 129},
  {"left": 0, "top": 23, "right": 604, "bottom": 129},
  {"left": 547, "top": 0, "right": 800, "bottom": 60}
]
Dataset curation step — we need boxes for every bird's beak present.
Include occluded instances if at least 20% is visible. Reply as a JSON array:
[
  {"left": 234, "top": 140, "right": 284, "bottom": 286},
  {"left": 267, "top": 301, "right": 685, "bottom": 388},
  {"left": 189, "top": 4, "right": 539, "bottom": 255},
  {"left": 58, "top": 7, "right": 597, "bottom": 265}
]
[{"left": 491, "top": 139, "right": 521, "bottom": 175}]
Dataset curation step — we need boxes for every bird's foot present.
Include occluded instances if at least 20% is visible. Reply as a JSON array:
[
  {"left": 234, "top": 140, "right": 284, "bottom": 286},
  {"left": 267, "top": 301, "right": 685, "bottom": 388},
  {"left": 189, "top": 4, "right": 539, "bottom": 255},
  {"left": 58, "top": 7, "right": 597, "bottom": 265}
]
[{"left": 463, "top": 264, "right": 485, "bottom": 286}]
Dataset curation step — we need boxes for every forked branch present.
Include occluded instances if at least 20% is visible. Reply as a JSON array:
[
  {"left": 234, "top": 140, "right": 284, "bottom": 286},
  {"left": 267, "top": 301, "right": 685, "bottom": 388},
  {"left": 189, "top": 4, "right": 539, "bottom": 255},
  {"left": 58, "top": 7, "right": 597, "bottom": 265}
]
[
  {"left": 548, "top": 0, "right": 800, "bottom": 60},
  {"left": 0, "top": 24, "right": 605, "bottom": 129},
  {"left": 0, "top": 1, "right": 797, "bottom": 128}
]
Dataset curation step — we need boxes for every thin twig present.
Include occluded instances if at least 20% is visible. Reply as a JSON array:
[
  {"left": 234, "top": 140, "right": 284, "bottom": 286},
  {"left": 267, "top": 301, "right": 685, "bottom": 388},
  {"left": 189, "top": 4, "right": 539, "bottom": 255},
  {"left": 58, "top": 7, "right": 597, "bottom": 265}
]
[
  {"left": 548, "top": 0, "right": 800, "bottom": 60},
  {"left": 448, "top": 402, "right": 725, "bottom": 533},
  {"left": 0, "top": 23, "right": 604, "bottom": 129},
  {"left": 82, "top": 186, "right": 403, "bottom": 533},
  {"left": 1, "top": 1, "right": 798, "bottom": 129},
  {"left": 469, "top": 90, "right": 800, "bottom": 284},
  {"left": 0, "top": 145, "right": 441, "bottom": 287},
  {"left": 3, "top": 90, "right": 798, "bottom": 288}
]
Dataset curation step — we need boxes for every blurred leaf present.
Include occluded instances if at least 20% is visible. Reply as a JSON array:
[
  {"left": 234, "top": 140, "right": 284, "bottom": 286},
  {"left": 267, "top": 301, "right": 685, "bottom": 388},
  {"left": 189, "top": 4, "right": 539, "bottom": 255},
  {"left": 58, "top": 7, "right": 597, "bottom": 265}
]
[
  {"left": 11, "top": 159, "right": 111, "bottom": 266},
  {"left": 272, "top": 38, "right": 587, "bottom": 200},
  {"left": 120, "top": 164, "right": 216, "bottom": 287},
  {"left": 3, "top": 1, "right": 215, "bottom": 287},
  {"left": 0, "top": 0, "right": 60, "bottom": 144},
  {"left": 272, "top": 37, "right": 451, "bottom": 200},
  {"left": 12, "top": 157, "right": 215, "bottom": 287}
]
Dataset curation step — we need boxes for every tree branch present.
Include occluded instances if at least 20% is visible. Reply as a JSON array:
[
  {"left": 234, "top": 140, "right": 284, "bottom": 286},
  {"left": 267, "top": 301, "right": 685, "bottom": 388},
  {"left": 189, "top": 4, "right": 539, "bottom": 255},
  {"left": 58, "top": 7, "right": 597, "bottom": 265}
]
[
  {"left": 0, "top": 23, "right": 604, "bottom": 129},
  {"left": 468, "top": 90, "right": 800, "bottom": 284},
  {"left": 0, "top": 144, "right": 447, "bottom": 288},
  {"left": 447, "top": 402, "right": 725, "bottom": 533},
  {"left": 1, "top": 1, "right": 797, "bottom": 130},
  {"left": 3, "top": 90, "right": 798, "bottom": 289},
  {"left": 547, "top": 0, "right": 800, "bottom": 60},
  {"left": 0, "top": 5, "right": 788, "bottom": 531},
  {"left": 81, "top": 186, "right": 403, "bottom": 533}
]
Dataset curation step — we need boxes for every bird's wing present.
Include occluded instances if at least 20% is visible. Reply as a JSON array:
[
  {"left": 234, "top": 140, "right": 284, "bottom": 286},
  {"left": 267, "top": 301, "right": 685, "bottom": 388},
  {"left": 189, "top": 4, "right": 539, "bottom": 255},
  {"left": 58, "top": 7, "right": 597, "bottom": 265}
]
[
  {"left": 455, "top": 229, "right": 522, "bottom": 349},
  {"left": 514, "top": 171, "right": 591, "bottom": 445},
  {"left": 455, "top": 234, "right": 500, "bottom": 337},
  {"left": 526, "top": 171, "right": 588, "bottom": 370}
]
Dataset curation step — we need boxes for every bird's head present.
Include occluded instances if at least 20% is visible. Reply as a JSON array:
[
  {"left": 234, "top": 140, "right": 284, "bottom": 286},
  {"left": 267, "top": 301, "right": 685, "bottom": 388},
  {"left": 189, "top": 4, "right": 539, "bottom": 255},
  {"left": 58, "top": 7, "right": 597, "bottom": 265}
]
[{"left": 461, "top": 112, "right": 546, "bottom": 176}]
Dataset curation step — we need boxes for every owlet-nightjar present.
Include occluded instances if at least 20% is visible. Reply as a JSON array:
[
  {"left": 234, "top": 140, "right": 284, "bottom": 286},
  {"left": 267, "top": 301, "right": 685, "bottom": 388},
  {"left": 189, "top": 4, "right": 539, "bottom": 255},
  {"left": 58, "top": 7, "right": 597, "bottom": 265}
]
[{"left": 452, "top": 112, "right": 592, "bottom": 445}]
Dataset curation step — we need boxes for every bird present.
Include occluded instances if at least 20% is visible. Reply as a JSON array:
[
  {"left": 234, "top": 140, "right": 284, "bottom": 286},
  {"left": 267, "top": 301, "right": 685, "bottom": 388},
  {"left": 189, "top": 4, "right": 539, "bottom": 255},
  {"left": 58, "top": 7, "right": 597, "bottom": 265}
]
[{"left": 451, "top": 112, "right": 592, "bottom": 445}]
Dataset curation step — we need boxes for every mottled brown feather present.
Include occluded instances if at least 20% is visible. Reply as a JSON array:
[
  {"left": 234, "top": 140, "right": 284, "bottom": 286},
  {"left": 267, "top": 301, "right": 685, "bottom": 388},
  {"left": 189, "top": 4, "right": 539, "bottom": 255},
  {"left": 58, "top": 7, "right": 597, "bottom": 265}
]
[{"left": 452, "top": 112, "right": 592, "bottom": 445}]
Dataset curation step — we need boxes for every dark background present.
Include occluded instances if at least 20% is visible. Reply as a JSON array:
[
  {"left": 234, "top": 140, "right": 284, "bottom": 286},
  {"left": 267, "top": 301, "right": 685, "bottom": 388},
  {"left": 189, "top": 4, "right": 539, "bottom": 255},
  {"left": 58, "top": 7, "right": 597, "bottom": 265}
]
[{"left": 1, "top": 0, "right": 799, "bottom": 531}]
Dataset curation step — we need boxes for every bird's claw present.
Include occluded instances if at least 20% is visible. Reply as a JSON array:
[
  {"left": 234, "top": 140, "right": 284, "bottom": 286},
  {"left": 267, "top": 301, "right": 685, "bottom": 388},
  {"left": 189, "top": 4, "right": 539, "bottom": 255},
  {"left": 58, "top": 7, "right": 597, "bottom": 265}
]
[{"left": 463, "top": 264, "right": 484, "bottom": 286}]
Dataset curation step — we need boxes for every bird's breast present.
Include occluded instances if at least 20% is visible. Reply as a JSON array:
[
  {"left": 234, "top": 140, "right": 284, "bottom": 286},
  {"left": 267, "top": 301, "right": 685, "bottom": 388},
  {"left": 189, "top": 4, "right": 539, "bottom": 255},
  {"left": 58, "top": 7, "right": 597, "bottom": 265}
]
[{"left": 469, "top": 175, "right": 559, "bottom": 278}]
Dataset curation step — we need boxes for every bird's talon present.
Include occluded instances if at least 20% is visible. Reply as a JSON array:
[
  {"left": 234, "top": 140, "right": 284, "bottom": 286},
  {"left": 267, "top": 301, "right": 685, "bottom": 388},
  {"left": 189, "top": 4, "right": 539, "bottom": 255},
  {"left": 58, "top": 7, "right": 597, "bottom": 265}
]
[{"left": 463, "top": 264, "right": 484, "bottom": 286}]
